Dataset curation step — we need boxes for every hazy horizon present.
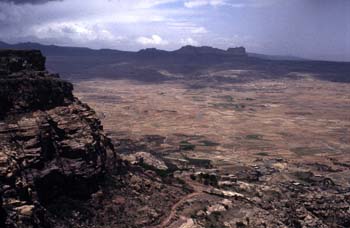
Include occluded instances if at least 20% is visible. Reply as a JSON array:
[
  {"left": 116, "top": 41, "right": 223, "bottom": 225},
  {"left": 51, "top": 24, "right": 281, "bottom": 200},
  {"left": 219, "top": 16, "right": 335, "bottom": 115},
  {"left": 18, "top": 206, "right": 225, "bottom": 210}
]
[{"left": 0, "top": 0, "right": 349, "bottom": 61}]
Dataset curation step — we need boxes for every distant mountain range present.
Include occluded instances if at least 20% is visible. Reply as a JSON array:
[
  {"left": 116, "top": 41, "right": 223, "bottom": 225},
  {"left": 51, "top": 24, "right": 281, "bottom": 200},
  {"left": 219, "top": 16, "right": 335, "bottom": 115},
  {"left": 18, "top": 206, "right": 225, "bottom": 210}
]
[
  {"left": 0, "top": 41, "right": 305, "bottom": 61},
  {"left": 0, "top": 41, "right": 253, "bottom": 81},
  {"left": 1, "top": 41, "right": 349, "bottom": 83},
  {"left": 247, "top": 52, "right": 307, "bottom": 61}
]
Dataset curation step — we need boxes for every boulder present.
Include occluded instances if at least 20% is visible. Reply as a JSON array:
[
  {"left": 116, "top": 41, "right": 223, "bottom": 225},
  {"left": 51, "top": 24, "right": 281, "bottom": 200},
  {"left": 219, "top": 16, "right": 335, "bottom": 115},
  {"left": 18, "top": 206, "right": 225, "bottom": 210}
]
[{"left": 122, "top": 152, "right": 168, "bottom": 171}]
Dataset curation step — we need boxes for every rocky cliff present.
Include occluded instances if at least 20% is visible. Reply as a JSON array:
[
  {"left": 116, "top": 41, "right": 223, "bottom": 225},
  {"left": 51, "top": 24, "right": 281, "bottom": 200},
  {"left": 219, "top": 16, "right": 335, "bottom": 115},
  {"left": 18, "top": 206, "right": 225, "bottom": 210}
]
[
  {"left": 0, "top": 50, "right": 188, "bottom": 228},
  {"left": 0, "top": 50, "right": 116, "bottom": 227}
]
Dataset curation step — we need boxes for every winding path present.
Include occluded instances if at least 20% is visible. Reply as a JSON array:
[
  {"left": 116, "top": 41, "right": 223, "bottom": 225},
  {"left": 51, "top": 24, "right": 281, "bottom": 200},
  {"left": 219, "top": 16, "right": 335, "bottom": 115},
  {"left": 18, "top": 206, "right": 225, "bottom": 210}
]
[{"left": 149, "top": 175, "right": 211, "bottom": 228}]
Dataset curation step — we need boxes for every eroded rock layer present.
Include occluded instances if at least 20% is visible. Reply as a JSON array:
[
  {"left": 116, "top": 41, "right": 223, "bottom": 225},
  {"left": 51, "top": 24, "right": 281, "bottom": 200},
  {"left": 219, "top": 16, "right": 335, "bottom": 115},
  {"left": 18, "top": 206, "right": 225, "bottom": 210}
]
[{"left": 0, "top": 50, "right": 115, "bottom": 227}]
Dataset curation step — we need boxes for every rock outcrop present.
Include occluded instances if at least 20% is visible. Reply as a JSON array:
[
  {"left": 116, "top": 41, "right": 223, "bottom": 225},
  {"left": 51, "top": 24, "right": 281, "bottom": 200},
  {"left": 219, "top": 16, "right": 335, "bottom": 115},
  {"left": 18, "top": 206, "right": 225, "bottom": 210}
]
[
  {"left": 174, "top": 45, "right": 247, "bottom": 56},
  {"left": 0, "top": 50, "right": 188, "bottom": 228},
  {"left": 0, "top": 50, "right": 116, "bottom": 227},
  {"left": 0, "top": 50, "right": 45, "bottom": 72}
]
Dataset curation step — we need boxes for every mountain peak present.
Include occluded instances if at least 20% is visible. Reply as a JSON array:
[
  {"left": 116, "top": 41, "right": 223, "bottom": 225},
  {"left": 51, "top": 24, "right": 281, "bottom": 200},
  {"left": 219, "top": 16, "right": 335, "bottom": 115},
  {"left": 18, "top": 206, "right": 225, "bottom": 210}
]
[
  {"left": 227, "top": 46, "right": 246, "bottom": 55},
  {"left": 138, "top": 48, "right": 167, "bottom": 53},
  {"left": 175, "top": 45, "right": 224, "bottom": 54},
  {"left": 175, "top": 45, "right": 247, "bottom": 56}
]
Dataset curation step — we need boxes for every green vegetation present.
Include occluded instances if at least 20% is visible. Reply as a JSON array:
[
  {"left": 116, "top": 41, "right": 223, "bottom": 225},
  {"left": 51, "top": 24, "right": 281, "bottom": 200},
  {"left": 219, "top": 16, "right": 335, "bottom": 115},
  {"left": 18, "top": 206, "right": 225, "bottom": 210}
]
[
  {"left": 256, "top": 152, "right": 269, "bottom": 156},
  {"left": 220, "top": 95, "right": 234, "bottom": 102},
  {"left": 179, "top": 141, "right": 196, "bottom": 151},
  {"left": 194, "top": 172, "right": 218, "bottom": 186},
  {"left": 291, "top": 147, "right": 328, "bottom": 156},
  {"left": 185, "top": 157, "right": 212, "bottom": 168},
  {"left": 210, "top": 103, "right": 246, "bottom": 111},
  {"left": 192, "top": 96, "right": 206, "bottom": 102},
  {"left": 200, "top": 140, "right": 220, "bottom": 147},
  {"left": 246, "top": 134, "right": 264, "bottom": 140}
]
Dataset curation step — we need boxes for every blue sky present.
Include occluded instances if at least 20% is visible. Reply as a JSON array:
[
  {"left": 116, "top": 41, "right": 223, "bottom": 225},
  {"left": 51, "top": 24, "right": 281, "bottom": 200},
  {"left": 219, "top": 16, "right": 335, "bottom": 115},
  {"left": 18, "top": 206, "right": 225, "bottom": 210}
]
[{"left": 0, "top": 0, "right": 349, "bottom": 61}]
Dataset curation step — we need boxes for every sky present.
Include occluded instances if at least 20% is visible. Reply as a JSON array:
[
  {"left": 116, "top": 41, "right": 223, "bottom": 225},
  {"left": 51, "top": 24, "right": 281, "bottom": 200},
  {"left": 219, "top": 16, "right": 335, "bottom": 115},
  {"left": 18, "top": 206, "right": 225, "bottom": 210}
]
[{"left": 0, "top": 0, "right": 349, "bottom": 61}]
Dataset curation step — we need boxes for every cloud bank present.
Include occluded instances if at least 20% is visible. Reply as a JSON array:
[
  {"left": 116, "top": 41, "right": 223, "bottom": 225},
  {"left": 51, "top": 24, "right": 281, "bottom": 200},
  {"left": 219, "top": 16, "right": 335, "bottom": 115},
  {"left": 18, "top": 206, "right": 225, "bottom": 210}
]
[
  {"left": 184, "top": 0, "right": 227, "bottom": 8},
  {"left": 2, "top": 0, "right": 60, "bottom": 4},
  {"left": 0, "top": 0, "right": 349, "bottom": 61},
  {"left": 136, "top": 35, "right": 168, "bottom": 45}
]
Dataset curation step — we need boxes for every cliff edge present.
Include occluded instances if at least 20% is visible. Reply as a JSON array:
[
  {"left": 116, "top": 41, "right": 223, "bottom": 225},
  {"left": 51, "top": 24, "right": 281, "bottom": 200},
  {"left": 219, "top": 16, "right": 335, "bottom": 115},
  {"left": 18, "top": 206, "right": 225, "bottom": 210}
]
[
  {"left": 0, "top": 50, "right": 115, "bottom": 227},
  {"left": 0, "top": 50, "right": 188, "bottom": 228}
]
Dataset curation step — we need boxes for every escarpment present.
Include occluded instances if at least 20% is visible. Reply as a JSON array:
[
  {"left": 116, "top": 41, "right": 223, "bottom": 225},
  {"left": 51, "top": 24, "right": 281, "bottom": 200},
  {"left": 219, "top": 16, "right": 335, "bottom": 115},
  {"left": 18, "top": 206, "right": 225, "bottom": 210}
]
[
  {"left": 0, "top": 50, "right": 188, "bottom": 228},
  {"left": 0, "top": 50, "right": 116, "bottom": 227},
  {"left": 0, "top": 50, "right": 73, "bottom": 118}
]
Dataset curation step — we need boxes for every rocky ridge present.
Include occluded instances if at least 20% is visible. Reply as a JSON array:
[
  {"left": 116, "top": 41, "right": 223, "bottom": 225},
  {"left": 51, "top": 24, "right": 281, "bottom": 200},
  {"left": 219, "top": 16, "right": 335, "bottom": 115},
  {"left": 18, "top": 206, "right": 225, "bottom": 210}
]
[
  {"left": 0, "top": 50, "right": 117, "bottom": 227},
  {"left": 0, "top": 50, "right": 189, "bottom": 228}
]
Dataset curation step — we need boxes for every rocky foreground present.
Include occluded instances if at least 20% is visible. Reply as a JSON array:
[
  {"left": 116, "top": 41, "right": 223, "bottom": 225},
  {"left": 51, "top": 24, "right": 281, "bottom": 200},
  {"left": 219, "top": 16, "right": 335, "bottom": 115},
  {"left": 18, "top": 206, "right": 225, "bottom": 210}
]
[
  {"left": 0, "top": 50, "right": 350, "bottom": 228},
  {"left": 0, "top": 50, "right": 188, "bottom": 227}
]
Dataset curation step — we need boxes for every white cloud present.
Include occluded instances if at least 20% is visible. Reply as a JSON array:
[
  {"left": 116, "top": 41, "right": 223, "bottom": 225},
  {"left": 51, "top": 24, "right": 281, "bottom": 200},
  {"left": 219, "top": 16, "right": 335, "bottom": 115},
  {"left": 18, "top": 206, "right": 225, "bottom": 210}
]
[
  {"left": 167, "top": 21, "right": 208, "bottom": 35},
  {"left": 135, "top": 0, "right": 179, "bottom": 9},
  {"left": 180, "top": 37, "right": 199, "bottom": 46},
  {"left": 184, "top": 0, "right": 227, "bottom": 8},
  {"left": 183, "top": 0, "right": 251, "bottom": 8},
  {"left": 191, "top": 26, "right": 208, "bottom": 34},
  {"left": 32, "top": 22, "right": 121, "bottom": 43},
  {"left": 136, "top": 34, "right": 169, "bottom": 45}
]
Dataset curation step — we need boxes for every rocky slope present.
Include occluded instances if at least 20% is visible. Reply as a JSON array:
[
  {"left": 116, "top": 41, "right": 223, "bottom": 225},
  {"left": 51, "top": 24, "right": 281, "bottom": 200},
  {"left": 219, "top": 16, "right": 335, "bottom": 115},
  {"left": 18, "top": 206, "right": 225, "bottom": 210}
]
[
  {"left": 0, "top": 50, "right": 188, "bottom": 228},
  {"left": 0, "top": 50, "right": 117, "bottom": 227},
  {"left": 112, "top": 134, "right": 350, "bottom": 228}
]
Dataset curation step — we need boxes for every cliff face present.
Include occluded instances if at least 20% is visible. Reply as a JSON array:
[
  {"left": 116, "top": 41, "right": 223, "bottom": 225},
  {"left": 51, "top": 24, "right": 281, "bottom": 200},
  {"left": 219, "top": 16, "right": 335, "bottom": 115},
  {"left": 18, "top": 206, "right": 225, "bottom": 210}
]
[
  {"left": 0, "top": 50, "right": 46, "bottom": 72},
  {"left": 0, "top": 50, "right": 115, "bottom": 227}
]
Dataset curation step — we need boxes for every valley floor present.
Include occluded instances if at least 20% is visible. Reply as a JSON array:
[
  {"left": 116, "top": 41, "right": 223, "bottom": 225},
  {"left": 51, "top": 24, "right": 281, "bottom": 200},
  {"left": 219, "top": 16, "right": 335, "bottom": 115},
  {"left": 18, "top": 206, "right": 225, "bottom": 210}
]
[{"left": 74, "top": 76, "right": 350, "bottom": 227}]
